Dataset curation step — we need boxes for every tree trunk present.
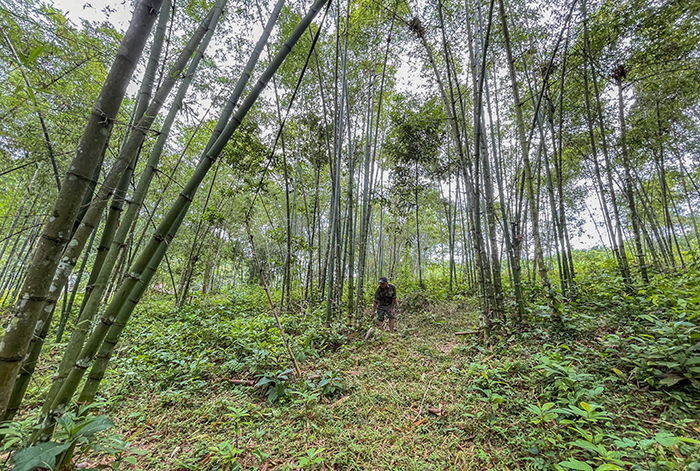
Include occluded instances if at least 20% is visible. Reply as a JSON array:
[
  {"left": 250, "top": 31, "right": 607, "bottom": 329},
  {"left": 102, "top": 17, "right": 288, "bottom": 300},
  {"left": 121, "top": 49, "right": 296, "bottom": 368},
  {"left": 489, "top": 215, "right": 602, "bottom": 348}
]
[
  {"left": 0, "top": 0, "right": 163, "bottom": 417},
  {"left": 614, "top": 69, "right": 648, "bottom": 284},
  {"left": 80, "top": 0, "right": 171, "bottom": 317},
  {"left": 498, "top": 0, "right": 552, "bottom": 298},
  {"left": 37, "top": 0, "right": 328, "bottom": 434},
  {"left": 16, "top": 6, "right": 219, "bottom": 423},
  {"left": 584, "top": 6, "right": 633, "bottom": 288}
]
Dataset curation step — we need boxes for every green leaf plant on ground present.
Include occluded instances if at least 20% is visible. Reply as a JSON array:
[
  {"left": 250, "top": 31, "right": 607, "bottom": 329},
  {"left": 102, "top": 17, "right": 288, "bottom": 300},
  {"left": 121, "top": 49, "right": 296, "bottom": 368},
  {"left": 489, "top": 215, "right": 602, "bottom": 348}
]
[
  {"left": 11, "top": 441, "right": 71, "bottom": 471},
  {"left": 8, "top": 264, "right": 700, "bottom": 470},
  {"left": 9, "top": 412, "right": 140, "bottom": 470}
]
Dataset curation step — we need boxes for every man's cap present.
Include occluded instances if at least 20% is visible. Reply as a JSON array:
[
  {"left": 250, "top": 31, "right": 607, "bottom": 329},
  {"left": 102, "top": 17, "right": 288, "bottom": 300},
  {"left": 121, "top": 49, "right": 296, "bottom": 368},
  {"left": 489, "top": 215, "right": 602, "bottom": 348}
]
[{"left": 379, "top": 277, "right": 388, "bottom": 283}]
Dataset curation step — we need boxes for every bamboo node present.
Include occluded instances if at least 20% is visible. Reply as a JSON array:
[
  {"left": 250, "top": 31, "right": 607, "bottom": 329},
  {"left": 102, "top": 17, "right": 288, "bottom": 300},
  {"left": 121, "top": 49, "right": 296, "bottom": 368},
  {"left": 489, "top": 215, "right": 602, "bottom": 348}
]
[
  {"left": 66, "top": 170, "right": 98, "bottom": 185},
  {"left": 0, "top": 355, "right": 24, "bottom": 362},
  {"left": 41, "top": 233, "right": 68, "bottom": 244}
]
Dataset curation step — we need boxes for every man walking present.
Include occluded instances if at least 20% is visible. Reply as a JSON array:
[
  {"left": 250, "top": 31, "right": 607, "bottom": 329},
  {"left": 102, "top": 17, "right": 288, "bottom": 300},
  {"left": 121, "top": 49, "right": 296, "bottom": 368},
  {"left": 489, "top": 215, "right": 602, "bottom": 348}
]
[{"left": 371, "top": 276, "right": 397, "bottom": 336}]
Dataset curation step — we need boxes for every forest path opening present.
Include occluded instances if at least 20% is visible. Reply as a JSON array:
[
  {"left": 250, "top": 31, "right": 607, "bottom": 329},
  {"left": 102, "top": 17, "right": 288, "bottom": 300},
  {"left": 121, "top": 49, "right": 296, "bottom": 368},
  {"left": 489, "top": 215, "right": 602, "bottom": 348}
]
[{"left": 108, "top": 300, "right": 506, "bottom": 470}]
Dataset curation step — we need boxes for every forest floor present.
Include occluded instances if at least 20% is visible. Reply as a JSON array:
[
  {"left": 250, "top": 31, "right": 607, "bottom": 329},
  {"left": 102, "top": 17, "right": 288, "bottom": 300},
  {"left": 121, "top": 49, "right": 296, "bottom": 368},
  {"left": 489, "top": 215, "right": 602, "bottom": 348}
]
[
  {"left": 122, "top": 302, "right": 498, "bottom": 470},
  {"left": 65, "top": 293, "right": 699, "bottom": 471},
  {"left": 7, "top": 283, "right": 700, "bottom": 470}
]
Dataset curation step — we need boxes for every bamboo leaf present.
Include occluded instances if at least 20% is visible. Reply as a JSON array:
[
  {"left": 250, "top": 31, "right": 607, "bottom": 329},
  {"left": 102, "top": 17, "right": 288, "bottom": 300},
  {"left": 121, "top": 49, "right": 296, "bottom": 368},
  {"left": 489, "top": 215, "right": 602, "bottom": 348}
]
[
  {"left": 16, "top": 49, "right": 27, "bottom": 65},
  {"left": 27, "top": 45, "right": 44, "bottom": 63},
  {"left": 558, "top": 459, "right": 594, "bottom": 471},
  {"left": 595, "top": 465, "right": 623, "bottom": 471},
  {"left": 658, "top": 375, "right": 684, "bottom": 387},
  {"left": 26, "top": 85, "right": 35, "bottom": 103}
]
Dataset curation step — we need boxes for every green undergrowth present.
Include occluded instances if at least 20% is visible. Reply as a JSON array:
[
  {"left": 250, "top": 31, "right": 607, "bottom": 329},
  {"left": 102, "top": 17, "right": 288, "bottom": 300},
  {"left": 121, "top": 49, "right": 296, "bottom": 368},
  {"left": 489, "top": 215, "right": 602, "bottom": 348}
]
[{"left": 5, "top": 269, "right": 700, "bottom": 470}]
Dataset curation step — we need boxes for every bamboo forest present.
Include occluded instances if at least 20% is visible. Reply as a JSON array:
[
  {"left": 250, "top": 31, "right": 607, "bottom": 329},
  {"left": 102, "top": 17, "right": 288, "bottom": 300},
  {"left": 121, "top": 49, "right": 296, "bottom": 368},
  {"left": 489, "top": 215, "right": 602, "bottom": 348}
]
[{"left": 0, "top": 0, "right": 698, "bottom": 468}]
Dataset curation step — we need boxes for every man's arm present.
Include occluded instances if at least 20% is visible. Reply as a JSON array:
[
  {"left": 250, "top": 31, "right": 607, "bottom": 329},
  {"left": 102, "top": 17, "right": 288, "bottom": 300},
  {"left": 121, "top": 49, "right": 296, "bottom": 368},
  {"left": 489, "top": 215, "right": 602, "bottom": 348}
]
[
  {"left": 372, "top": 287, "right": 381, "bottom": 315},
  {"left": 390, "top": 297, "right": 396, "bottom": 313}
]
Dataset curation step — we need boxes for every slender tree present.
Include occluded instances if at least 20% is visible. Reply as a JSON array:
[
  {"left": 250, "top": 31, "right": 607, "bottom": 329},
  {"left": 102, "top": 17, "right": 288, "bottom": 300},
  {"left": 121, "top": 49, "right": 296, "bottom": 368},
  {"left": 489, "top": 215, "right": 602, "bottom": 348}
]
[
  {"left": 0, "top": 0, "right": 163, "bottom": 417},
  {"left": 36, "top": 0, "right": 330, "bottom": 438}
]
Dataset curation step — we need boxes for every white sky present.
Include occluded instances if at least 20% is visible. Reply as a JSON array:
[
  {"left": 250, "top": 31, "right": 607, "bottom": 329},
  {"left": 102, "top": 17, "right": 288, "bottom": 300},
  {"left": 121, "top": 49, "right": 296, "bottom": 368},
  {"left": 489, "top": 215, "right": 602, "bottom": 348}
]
[
  {"left": 48, "top": 0, "right": 602, "bottom": 251},
  {"left": 51, "top": 0, "right": 133, "bottom": 29}
]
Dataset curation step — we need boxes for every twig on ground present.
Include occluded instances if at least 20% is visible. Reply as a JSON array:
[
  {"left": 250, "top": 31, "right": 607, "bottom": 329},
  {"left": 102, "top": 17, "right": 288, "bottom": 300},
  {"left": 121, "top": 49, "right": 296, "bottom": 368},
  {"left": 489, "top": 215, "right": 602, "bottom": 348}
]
[
  {"left": 330, "top": 396, "right": 350, "bottom": 408},
  {"left": 417, "top": 378, "right": 433, "bottom": 418},
  {"left": 644, "top": 418, "right": 691, "bottom": 431},
  {"left": 230, "top": 379, "right": 255, "bottom": 386}
]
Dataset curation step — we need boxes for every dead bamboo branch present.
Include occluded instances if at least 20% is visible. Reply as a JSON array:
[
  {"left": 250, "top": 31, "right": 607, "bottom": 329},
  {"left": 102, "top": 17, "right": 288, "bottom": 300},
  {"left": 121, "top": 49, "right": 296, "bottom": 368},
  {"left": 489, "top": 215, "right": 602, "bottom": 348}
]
[{"left": 245, "top": 218, "right": 302, "bottom": 378}]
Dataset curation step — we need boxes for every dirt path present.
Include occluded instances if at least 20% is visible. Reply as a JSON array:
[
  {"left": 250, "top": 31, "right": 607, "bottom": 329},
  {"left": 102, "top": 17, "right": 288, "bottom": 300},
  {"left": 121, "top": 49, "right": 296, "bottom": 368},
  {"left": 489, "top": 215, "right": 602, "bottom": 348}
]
[{"left": 112, "top": 305, "right": 508, "bottom": 470}]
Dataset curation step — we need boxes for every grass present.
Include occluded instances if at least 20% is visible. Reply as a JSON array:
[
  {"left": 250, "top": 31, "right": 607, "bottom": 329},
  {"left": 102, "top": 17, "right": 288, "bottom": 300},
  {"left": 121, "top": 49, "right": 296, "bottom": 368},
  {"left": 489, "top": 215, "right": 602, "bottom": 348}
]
[
  {"left": 4, "top": 275, "right": 700, "bottom": 470},
  {"left": 55, "top": 292, "right": 698, "bottom": 471},
  {"left": 106, "top": 302, "right": 499, "bottom": 470}
]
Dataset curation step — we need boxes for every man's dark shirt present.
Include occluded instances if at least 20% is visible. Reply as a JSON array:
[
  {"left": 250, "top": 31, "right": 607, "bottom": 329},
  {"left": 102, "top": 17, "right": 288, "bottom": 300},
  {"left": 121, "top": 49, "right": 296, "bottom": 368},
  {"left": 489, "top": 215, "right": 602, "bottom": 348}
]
[{"left": 374, "top": 283, "right": 397, "bottom": 309}]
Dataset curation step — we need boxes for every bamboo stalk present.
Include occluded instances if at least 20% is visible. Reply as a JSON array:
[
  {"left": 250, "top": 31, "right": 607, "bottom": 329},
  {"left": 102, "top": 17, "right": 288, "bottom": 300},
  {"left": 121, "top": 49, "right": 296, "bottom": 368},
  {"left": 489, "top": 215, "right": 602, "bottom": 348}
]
[
  {"left": 27, "top": 6, "right": 218, "bottom": 423},
  {"left": 39, "top": 0, "right": 328, "bottom": 436},
  {"left": 0, "top": 0, "right": 164, "bottom": 417}
]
